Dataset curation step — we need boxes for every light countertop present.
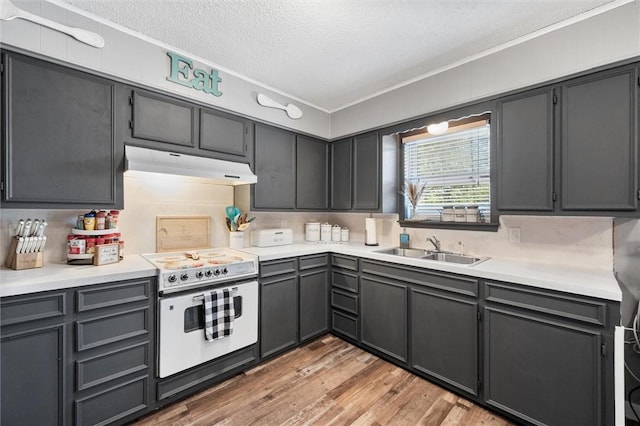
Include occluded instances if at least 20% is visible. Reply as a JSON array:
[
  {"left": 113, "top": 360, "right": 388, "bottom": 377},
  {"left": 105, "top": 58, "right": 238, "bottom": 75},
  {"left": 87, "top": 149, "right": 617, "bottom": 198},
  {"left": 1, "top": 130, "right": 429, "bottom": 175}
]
[{"left": 1, "top": 242, "right": 622, "bottom": 302}]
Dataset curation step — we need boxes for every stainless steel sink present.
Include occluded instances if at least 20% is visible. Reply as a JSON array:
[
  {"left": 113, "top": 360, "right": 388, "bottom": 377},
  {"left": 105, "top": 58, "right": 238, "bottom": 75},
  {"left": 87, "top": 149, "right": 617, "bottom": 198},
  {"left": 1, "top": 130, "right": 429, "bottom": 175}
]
[{"left": 374, "top": 247, "right": 488, "bottom": 266}]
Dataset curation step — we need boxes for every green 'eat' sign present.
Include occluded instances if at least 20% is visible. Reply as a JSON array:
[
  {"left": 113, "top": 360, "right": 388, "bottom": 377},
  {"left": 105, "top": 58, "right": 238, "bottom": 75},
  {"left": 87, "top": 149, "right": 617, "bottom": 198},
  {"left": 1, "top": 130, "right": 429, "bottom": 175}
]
[{"left": 166, "top": 51, "right": 222, "bottom": 97}]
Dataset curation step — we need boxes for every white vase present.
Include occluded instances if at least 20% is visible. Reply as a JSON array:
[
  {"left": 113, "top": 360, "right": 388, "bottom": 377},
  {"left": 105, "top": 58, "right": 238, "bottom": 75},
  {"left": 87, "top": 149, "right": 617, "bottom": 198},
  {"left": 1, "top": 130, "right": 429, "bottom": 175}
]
[{"left": 229, "top": 232, "right": 244, "bottom": 248}]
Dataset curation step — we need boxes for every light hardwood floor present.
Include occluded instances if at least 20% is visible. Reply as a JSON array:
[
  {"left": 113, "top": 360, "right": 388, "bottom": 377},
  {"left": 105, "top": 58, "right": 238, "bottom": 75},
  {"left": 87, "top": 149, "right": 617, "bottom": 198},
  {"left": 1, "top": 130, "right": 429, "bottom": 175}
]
[{"left": 132, "top": 335, "right": 515, "bottom": 425}]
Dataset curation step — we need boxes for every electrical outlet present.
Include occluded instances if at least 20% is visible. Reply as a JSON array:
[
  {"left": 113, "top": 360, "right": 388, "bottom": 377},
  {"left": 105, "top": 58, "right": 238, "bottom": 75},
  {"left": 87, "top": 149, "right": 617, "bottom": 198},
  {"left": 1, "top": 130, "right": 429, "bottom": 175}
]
[{"left": 508, "top": 227, "right": 521, "bottom": 243}]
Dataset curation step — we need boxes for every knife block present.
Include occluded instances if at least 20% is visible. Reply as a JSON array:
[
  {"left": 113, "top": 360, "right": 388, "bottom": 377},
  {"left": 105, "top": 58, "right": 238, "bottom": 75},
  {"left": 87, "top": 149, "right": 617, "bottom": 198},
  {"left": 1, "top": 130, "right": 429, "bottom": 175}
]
[{"left": 5, "top": 237, "right": 44, "bottom": 270}]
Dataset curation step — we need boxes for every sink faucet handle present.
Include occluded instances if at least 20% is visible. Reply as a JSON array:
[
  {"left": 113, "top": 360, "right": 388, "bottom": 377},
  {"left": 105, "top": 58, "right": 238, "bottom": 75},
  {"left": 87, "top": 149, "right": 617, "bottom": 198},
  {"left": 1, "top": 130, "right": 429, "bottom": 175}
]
[{"left": 427, "top": 235, "right": 441, "bottom": 251}]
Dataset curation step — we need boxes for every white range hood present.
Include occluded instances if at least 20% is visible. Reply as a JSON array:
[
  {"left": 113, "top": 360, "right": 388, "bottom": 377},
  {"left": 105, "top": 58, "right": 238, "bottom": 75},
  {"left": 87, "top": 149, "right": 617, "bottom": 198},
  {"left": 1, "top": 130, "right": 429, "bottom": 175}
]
[{"left": 125, "top": 146, "right": 257, "bottom": 185}]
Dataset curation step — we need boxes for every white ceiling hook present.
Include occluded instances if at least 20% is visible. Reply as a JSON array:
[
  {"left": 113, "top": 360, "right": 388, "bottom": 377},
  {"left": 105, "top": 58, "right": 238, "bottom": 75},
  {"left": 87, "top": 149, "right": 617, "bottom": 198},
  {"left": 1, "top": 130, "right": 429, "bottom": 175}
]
[
  {"left": 256, "top": 93, "right": 303, "bottom": 120},
  {"left": 0, "top": 0, "right": 105, "bottom": 48}
]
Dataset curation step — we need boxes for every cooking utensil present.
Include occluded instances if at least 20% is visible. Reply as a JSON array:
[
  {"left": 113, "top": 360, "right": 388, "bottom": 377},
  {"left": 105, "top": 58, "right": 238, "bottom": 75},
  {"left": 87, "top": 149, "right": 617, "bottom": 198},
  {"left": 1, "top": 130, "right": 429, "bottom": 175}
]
[
  {"left": 0, "top": 0, "right": 105, "bottom": 48},
  {"left": 257, "top": 93, "right": 303, "bottom": 119},
  {"left": 21, "top": 218, "right": 32, "bottom": 237},
  {"left": 14, "top": 219, "right": 24, "bottom": 237}
]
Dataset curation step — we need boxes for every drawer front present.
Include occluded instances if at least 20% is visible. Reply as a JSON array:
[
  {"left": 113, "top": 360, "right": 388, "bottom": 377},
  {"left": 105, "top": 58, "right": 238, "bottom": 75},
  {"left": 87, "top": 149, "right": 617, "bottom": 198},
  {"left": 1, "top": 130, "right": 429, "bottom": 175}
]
[
  {"left": 484, "top": 281, "right": 610, "bottom": 327},
  {"left": 361, "top": 260, "right": 478, "bottom": 298},
  {"left": 332, "top": 310, "right": 359, "bottom": 341},
  {"left": 331, "top": 289, "right": 358, "bottom": 315},
  {"left": 1, "top": 292, "right": 66, "bottom": 326},
  {"left": 76, "top": 307, "right": 150, "bottom": 352},
  {"left": 76, "top": 342, "right": 149, "bottom": 391},
  {"left": 299, "top": 254, "right": 328, "bottom": 270},
  {"left": 331, "top": 270, "right": 358, "bottom": 293},
  {"left": 260, "top": 258, "right": 297, "bottom": 278},
  {"left": 76, "top": 279, "right": 150, "bottom": 313},
  {"left": 331, "top": 254, "right": 358, "bottom": 271},
  {"left": 74, "top": 375, "right": 148, "bottom": 426}
]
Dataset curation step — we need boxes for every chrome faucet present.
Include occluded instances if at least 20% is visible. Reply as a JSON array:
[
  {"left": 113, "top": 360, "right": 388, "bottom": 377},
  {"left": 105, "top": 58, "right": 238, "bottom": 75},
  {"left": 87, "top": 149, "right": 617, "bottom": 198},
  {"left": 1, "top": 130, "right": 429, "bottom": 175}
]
[{"left": 427, "top": 235, "right": 441, "bottom": 252}]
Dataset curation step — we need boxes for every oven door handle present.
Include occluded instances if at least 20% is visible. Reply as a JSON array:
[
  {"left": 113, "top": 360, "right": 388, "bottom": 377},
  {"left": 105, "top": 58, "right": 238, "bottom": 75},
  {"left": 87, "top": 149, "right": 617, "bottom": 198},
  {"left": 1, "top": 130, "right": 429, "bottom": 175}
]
[
  {"left": 194, "top": 289, "right": 243, "bottom": 319},
  {"left": 192, "top": 287, "right": 238, "bottom": 302}
]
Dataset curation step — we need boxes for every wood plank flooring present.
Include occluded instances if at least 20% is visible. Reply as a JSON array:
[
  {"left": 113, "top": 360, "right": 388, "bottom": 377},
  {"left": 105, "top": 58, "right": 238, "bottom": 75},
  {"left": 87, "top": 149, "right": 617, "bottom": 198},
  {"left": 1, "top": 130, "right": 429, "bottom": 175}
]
[{"left": 132, "top": 335, "right": 515, "bottom": 425}]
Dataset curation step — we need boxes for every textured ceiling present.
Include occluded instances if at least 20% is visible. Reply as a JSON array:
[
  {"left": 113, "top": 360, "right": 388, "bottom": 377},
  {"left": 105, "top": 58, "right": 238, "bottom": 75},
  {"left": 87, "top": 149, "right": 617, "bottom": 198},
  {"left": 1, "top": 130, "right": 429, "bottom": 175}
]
[{"left": 60, "top": 0, "right": 618, "bottom": 112}]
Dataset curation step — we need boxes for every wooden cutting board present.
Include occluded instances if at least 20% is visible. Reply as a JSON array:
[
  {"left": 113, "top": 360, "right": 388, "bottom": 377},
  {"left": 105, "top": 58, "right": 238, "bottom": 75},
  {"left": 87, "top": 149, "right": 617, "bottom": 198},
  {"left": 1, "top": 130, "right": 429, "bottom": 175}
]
[{"left": 156, "top": 216, "right": 211, "bottom": 253}]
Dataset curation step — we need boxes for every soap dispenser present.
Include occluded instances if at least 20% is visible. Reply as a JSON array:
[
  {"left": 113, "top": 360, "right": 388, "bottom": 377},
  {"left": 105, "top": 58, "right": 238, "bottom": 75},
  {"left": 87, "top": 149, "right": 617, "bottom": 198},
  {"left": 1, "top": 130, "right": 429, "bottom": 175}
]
[{"left": 399, "top": 229, "right": 410, "bottom": 248}]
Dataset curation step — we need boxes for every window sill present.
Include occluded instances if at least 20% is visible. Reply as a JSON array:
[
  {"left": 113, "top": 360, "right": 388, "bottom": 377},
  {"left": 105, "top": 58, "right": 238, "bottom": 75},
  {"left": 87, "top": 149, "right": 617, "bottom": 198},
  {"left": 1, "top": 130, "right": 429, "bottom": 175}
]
[{"left": 398, "top": 220, "right": 500, "bottom": 232}]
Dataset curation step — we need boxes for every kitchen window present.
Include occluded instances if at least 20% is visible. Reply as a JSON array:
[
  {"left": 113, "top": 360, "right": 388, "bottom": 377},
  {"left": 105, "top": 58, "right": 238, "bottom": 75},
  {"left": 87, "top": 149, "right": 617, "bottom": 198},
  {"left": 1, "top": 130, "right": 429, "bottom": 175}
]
[{"left": 400, "top": 113, "right": 493, "bottom": 227}]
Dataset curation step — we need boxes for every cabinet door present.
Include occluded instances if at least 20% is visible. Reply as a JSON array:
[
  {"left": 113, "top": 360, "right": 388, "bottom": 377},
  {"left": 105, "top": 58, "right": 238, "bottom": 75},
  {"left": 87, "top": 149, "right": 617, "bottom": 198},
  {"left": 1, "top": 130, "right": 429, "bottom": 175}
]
[
  {"left": 561, "top": 66, "right": 637, "bottom": 210},
  {"left": 410, "top": 287, "right": 478, "bottom": 396},
  {"left": 253, "top": 124, "right": 296, "bottom": 209},
  {"left": 497, "top": 87, "right": 554, "bottom": 211},
  {"left": 353, "top": 131, "right": 380, "bottom": 210},
  {"left": 296, "top": 136, "right": 328, "bottom": 209},
  {"left": 131, "top": 89, "right": 196, "bottom": 148},
  {"left": 2, "top": 52, "right": 121, "bottom": 208},
  {"left": 200, "top": 108, "right": 250, "bottom": 160},
  {"left": 299, "top": 268, "right": 329, "bottom": 342},
  {"left": 485, "top": 308, "right": 603, "bottom": 426},
  {"left": 360, "top": 275, "right": 407, "bottom": 363},
  {"left": 1, "top": 324, "right": 66, "bottom": 425},
  {"left": 260, "top": 275, "right": 298, "bottom": 358},
  {"left": 330, "top": 138, "right": 352, "bottom": 209}
]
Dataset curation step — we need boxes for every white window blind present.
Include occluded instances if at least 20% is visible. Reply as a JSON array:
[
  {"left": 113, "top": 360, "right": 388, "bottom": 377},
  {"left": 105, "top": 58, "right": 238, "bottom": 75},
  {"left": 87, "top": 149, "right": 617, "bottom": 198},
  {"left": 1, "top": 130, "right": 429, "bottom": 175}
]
[{"left": 402, "top": 121, "right": 490, "bottom": 221}]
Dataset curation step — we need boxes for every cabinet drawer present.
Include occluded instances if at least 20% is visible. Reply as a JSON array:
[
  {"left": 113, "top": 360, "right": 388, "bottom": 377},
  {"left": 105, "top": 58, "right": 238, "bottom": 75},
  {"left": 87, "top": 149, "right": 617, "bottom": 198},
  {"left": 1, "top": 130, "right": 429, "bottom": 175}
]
[
  {"left": 76, "top": 279, "right": 150, "bottom": 312},
  {"left": 331, "top": 270, "right": 358, "bottom": 293},
  {"left": 299, "top": 254, "right": 328, "bottom": 270},
  {"left": 76, "top": 307, "right": 149, "bottom": 351},
  {"left": 76, "top": 342, "right": 149, "bottom": 391},
  {"left": 74, "top": 375, "right": 148, "bottom": 426},
  {"left": 361, "top": 260, "right": 478, "bottom": 298},
  {"left": 484, "top": 281, "right": 610, "bottom": 327},
  {"left": 331, "top": 254, "right": 358, "bottom": 271},
  {"left": 332, "top": 310, "right": 359, "bottom": 341},
  {"left": 1, "top": 292, "right": 66, "bottom": 326},
  {"left": 331, "top": 289, "right": 358, "bottom": 315},
  {"left": 260, "top": 258, "right": 297, "bottom": 278}
]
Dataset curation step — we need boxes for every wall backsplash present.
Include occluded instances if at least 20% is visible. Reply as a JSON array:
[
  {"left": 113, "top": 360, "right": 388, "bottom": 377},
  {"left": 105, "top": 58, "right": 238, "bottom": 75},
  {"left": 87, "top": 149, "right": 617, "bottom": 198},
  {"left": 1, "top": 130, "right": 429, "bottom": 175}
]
[{"left": 0, "top": 174, "right": 614, "bottom": 271}]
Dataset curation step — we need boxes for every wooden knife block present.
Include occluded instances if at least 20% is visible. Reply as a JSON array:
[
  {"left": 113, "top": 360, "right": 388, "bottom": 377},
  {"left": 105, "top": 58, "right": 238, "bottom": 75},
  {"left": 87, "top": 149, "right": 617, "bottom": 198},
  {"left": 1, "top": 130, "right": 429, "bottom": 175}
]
[{"left": 5, "top": 237, "right": 44, "bottom": 270}]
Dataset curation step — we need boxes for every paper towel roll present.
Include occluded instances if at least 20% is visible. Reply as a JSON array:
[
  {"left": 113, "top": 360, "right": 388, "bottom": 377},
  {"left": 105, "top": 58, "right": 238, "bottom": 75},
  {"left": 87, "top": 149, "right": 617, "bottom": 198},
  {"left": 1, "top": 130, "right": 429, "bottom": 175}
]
[{"left": 365, "top": 218, "right": 378, "bottom": 246}]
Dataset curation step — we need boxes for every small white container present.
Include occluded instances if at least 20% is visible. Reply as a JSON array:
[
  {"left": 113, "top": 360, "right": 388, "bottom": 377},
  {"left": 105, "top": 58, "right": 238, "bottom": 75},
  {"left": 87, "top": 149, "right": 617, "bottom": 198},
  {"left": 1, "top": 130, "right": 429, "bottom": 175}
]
[
  {"left": 320, "top": 222, "right": 332, "bottom": 242},
  {"left": 454, "top": 207, "right": 467, "bottom": 222},
  {"left": 466, "top": 207, "right": 479, "bottom": 223},
  {"left": 331, "top": 225, "right": 342, "bottom": 242},
  {"left": 229, "top": 232, "right": 244, "bottom": 248},
  {"left": 304, "top": 222, "right": 320, "bottom": 241},
  {"left": 442, "top": 206, "right": 454, "bottom": 222},
  {"left": 341, "top": 227, "right": 349, "bottom": 242}
]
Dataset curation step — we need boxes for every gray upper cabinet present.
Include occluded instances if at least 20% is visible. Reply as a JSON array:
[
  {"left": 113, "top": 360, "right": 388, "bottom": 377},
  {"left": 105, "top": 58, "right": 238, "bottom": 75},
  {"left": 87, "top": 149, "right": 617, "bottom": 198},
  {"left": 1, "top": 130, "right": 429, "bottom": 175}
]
[
  {"left": 253, "top": 124, "right": 296, "bottom": 209},
  {"left": 561, "top": 65, "right": 637, "bottom": 211},
  {"left": 130, "top": 89, "right": 196, "bottom": 148},
  {"left": 330, "top": 131, "right": 381, "bottom": 211},
  {"left": 330, "top": 138, "right": 353, "bottom": 210},
  {"left": 497, "top": 87, "right": 555, "bottom": 211},
  {"left": 296, "top": 136, "right": 329, "bottom": 209},
  {"left": 200, "top": 107, "right": 253, "bottom": 165},
  {"left": 1, "top": 51, "right": 122, "bottom": 208}
]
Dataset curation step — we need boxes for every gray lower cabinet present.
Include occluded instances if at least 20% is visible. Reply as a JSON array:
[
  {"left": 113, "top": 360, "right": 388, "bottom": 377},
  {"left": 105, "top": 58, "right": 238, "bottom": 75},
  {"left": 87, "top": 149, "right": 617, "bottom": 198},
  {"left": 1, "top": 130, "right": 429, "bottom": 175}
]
[
  {"left": 410, "top": 281, "right": 479, "bottom": 396},
  {"left": 253, "top": 124, "right": 297, "bottom": 209},
  {"left": 299, "top": 254, "right": 329, "bottom": 342},
  {"left": 0, "top": 277, "right": 156, "bottom": 426},
  {"left": 1, "top": 50, "right": 122, "bottom": 209},
  {"left": 484, "top": 281, "right": 617, "bottom": 426},
  {"left": 1, "top": 292, "right": 68, "bottom": 426},
  {"left": 296, "top": 136, "right": 329, "bottom": 210},
  {"left": 259, "top": 258, "right": 299, "bottom": 358},
  {"left": 330, "top": 254, "right": 360, "bottom": 342}
]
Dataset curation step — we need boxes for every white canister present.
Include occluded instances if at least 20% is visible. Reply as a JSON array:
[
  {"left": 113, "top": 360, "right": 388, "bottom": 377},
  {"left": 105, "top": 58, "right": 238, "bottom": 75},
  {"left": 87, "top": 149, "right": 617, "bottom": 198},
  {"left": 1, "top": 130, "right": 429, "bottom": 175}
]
[
  {"left": 320, "top": 222, "right": 332, "bottom": 242},
  {"left": 331, "top": 225, "right": 342, "bottom": 242},
  {"left": 304, "top": 222, "right": 320, "bottom": 241},
  {"left": 341, "top": 227, "right": 349, "bottom": 242},
  {"left": 229, "top": 232, "right": 244, "bottom": 248}
]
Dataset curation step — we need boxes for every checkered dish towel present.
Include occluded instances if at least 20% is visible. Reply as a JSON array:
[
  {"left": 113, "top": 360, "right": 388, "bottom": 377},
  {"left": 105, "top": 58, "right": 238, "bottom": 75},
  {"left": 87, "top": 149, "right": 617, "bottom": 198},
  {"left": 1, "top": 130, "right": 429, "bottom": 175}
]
[{"left": 203, "top": 289, "right": 235, "bottom": 341}]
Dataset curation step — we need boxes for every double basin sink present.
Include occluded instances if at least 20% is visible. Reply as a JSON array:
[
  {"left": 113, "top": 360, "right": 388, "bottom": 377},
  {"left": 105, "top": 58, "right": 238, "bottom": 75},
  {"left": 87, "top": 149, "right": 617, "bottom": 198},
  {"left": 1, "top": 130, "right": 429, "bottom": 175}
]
[{"left": 374, "top": 247, "right": 489, "bottom": 266}]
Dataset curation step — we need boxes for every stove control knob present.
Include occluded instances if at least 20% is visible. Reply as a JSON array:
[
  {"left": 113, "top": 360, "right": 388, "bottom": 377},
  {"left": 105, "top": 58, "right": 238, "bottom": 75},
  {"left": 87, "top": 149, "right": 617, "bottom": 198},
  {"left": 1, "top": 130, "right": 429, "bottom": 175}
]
[
  {"left": 205, "top": 270, "right": 213, "bottom": 278},
  {"left": 168, "top": 274, "right": 177, "bottom": 283},
  {"left": 214, "top": 269, "right": 221, "bottom": 276},
  {"left": 180, "top": 273, "right": 189, "bottom": 281},
  {"left": 222, "top": 268, "right": 228, "bottom": 275},
  {"left": 195, "top": 271, "right": 204, "bottom": 279}
]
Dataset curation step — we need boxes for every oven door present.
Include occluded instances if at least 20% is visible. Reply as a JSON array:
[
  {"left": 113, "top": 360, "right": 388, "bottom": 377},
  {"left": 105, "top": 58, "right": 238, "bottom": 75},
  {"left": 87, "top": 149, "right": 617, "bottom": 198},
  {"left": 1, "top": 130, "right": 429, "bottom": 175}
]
[{"left": 158, "top": 280, "right": 258, "bottom": 378}]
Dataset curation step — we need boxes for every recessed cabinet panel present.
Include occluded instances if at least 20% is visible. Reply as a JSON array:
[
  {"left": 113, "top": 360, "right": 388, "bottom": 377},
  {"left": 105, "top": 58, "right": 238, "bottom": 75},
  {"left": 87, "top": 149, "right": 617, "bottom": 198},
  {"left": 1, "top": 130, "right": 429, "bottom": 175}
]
[
  {"left": 353, "top": 132, "right": 380, "bottom": 210},
  {"left": 131, "top": 90, "right": 196, "bottom": 147},
  {"left": 199, "top": 108, "right": 247, "bottom": 157},
  {"left": 562, "top": 67, "right": 637, "bottom": 210},
  {"left": 296, "top": 136, "right": 329, "bottom": 209},
  {"left": 3, "top": 52, "right": 119, "bottom": 207},
  {"left": 497, "top": 88, "right": 554, "bottom": 211},
  {"left": 330, "top": 138, "right": 353, "bottom": 210},
  {"left": 253, "top": 124, "right": 296, "bottom": 209},
  {"left": 299, "top": 269, "right": 329, "bottom": 342}
]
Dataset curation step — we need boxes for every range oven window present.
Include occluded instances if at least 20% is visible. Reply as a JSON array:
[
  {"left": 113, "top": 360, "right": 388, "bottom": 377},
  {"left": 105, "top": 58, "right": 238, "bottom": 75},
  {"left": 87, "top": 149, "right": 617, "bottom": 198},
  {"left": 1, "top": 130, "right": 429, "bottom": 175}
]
[{"left": 184, "top": 296, "right": 243, "bottom": 333}]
